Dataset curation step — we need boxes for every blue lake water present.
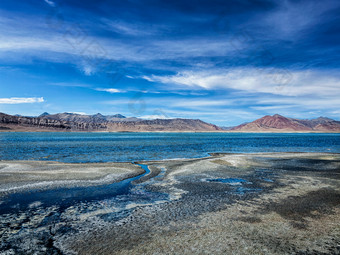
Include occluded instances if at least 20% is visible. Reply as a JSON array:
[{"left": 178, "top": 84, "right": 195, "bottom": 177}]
[{"left": 0, "top": 132, "right": 339, "bottom": 163}]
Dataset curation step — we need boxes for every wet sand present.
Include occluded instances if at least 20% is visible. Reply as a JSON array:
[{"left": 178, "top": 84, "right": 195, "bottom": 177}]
[
  {"left": 0, "top": 153, "right": 340, "bottom": 254},
  {"left": 0, "top": 161, "right": 144, "bottom": 197}
]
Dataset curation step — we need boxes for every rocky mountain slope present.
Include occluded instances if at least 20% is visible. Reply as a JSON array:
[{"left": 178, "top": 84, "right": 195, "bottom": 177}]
[
  {"left": 39, "top": 112, "right": 141, "bottom": 123},
  {"left": 231, "top": 114, "right": 340, "bottom": 132},
  {"left": 0, "top": 112, "right": 221, "bottom": 132}
]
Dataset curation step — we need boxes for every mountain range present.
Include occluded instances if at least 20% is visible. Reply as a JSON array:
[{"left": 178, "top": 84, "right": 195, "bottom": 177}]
[
  {"left": 0, "top": 112, "right": 221, "bottom": 132},
  {"left": 0, "top": 112, "right": 339, "bottom": 132}
]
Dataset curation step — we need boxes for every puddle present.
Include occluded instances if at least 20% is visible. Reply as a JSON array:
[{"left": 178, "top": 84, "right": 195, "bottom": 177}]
[
  {"left": 254, "top": 168, "right": 276, "bottom": 183},
  {"left": 261, "top": 178, "right": 274, "bottom": 182},
  {"left": 235, "top": 187, "right": 262, "bottom": 195},
  {"left": 205, "top": 178, "right": 249, "bottom": 185}
]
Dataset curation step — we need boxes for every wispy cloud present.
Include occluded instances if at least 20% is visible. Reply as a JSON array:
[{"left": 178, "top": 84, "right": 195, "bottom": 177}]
[
  {"left": 257, "top": 97, "right": 340, "bottom": 109},
  {"left": 139, "top": 114, "right": 173, "bottom": 120},
  {"left": 172, "top": 99, "right": 234, "bottom": 107},
  {"left": 70, "top": 112, "right": 87, "bottom": 115},
  {"left": 0, "top": 97, "right": 44, "bottom": 104},
  {"left": 261, "top": 0, "right": 340, "bottom": 39},
  {"left": 251, "top": 105, "right": 296, "bottom": 111},
  {"left": 144, "top": 68, "right": 340, "bottom": 97},
  {"left": 82, "top": 64, "right": 96, "bottom": 76},
  {"left": 49, "top": 82, "right": 90, "bottom": 88},
  {"left": 95, "top": 88, "right": 125, "bottom": 93},
  {"left": 102, "top": 19, "right": 158, "bottom": 36},
  {"left": 44, "top": 0, "right": 56, "bottom": 7}
]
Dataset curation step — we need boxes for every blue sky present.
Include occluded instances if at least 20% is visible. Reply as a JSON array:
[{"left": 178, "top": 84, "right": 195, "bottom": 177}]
[{"left": 0, "top": 0, "right": 339, "bottom": 126}]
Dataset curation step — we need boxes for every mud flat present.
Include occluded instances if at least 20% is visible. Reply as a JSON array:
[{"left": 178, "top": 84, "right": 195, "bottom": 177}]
[
  {"left": 0, "top": 161, "right": 144, "bottom": 197},
  {"left": 1, "top": 153, "right": 340, "bottom": 254}
]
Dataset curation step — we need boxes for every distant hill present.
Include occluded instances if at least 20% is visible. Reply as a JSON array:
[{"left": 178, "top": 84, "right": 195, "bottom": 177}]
[
  {"left": 0, "top": 112, "right": 221, "bottom": 132},
  {"left": 231, "top": 114, "right": 340, "bottom": 132}
]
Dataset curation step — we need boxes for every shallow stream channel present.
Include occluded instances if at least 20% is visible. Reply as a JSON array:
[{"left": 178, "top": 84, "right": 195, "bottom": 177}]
[{"left": 0, "top": 163, "right": 170, "bottom": 254}]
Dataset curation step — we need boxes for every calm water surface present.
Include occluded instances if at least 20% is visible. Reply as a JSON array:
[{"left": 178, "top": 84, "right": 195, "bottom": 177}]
[{"left": 0, "top": 132, "right": 339, "bottom": 162}]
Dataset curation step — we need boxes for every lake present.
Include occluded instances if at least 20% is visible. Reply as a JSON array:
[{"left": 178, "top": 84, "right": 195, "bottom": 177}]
[{"left": 0, "top": 132, "right": 339, "bottom": 162}]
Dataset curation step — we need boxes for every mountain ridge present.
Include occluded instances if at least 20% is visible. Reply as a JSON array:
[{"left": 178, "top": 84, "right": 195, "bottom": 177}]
[
  {"left": 230, "top": 114, "right": 340, "bottom": 132},
  {"left": 0, "top": 112, "right": 221, "bottom": 132}
]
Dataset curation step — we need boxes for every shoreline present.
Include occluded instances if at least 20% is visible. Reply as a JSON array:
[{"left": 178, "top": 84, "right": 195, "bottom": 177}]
[
  {"left": 1, "top": 129, "right": 340, "bottom": 133},
  {"left": 0, "top": 161, "right": 145, "bottom": 197},
  {"left": 1, "top": 152, "right": 339, "bottom": 196}
]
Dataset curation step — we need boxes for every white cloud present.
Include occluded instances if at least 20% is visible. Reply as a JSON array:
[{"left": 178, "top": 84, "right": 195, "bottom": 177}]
[
  {"left": 95, "top": 88, "right": 124, "bottom": 93},
  {"left": 44, "top": 0, "right": 56, "bottom": 7},
  {"left": 50, "top": 82, "right": 90, "bottom": 87},
  {"left": 144, "top": 68, "right": 340, "bottom": 97},
  {"left": 103, "top": 19, "right": 157, "bottom": 36},
  {"left": 257, "top": 97, "right": 340, "bottom": 109},
  {"left": 70, "top": 112, "right": 87, "bottom": 115},
  {"left": 0, "top": 97, "right": 44, "bottom": 104},
  {"left": 139, "top": 114, "right": 173, "bottom": 120},
  {"left": 0, "top": 12, "right": 240, "bottom": 65},
  {"left": 141, "top": 75, "right": 154, "bottom": 82},
  {"left": 172, "top": 99, "right": 233, "bottom": 107},
  {"left": 251, "top": 105, "right": 295, "bottom": 111},
  {"left": 262, "top": 0, "right": 340, "bottom": 39},
  {"left": 82, "top": 63, "right": 97, "bottom": 76},
  {"left": 0, "top": 37, "right": 61, "bottom": 51}
]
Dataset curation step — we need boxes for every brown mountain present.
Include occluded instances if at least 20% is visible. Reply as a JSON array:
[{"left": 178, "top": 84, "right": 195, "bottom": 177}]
[
  {"left": 231, "top": 114, "right": 340, "bottom": 132},
  {"left": 0, "top": 112, "right": 221, "bottom": 132}
]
